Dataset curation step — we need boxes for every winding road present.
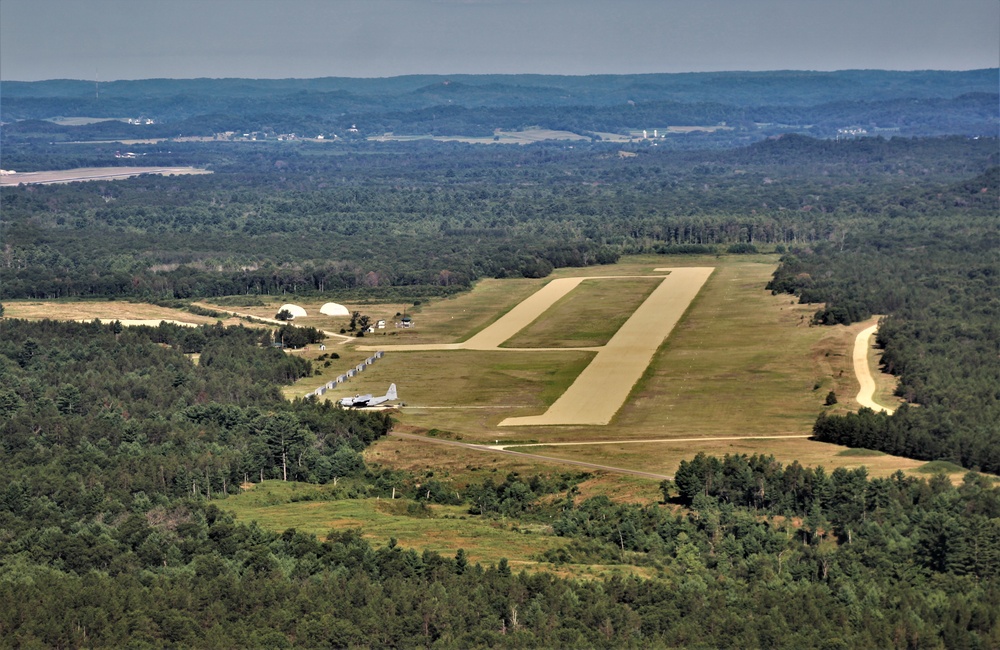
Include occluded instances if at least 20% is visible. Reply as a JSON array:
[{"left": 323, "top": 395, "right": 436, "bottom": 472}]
[{"left": 853, "top": 323, "right": 896, "bottom": 414}]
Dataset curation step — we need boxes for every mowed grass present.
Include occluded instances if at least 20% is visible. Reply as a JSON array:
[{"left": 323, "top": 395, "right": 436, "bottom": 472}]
[
  {"left": 605, "top": 256, "right": 858, "bottom": 440},
  {"left": 361, "top": 254, "right": 950, "bottom": 481},
  {"left": 304, "top": 348, "right": 594, "bottom": 431},
  {"left": 501, "top": 277, "right": 661, "bottom": 348}
]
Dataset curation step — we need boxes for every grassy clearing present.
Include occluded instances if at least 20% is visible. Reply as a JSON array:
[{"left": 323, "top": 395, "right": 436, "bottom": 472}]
[
  {"left": 350, "top": 254, "right": 942, "bottom": 483},
  {"left": 223, "top": 480, "right": 652, "bottom": 579},
  {"left": 366, "top": 433, "right": 583, "bottom": 489},
  {"left": 366, "top": 435, "right": 665, "bottom": 505},
  {"left": 223, "top": 481, "right": 566, "bottom": 567},
  {"left": 501, "top": 277, "right": 661, "bottom": 348}
]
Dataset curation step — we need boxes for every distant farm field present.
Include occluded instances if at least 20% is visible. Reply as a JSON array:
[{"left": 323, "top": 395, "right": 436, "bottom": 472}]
[
  {"left": 371, "top": 128, "right": 591, "bottom": 145},
  {"left": 0, "top": 166, "right": 211, "bottom": 186},
  {"left": 1, "top": 300, "right": 235, "bottom": 326}
]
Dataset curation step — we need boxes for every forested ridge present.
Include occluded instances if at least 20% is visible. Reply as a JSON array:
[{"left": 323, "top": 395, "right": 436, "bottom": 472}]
[
  {"left": 2, "top": 70, "right": 996, "bottom": 142},
  {"left": 1, "top": 319, "right": 998, "bottom": 647},
  {"left": 2, "top": 135, "right": 996, "bottom": 301}
]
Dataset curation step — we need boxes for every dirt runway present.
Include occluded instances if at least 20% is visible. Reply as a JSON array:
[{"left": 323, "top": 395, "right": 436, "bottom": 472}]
[{"left": 500, "top": 267, "right": 714, "bottom": 426}]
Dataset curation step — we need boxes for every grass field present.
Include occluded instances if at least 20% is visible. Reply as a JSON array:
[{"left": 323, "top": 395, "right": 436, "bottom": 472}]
[
  {"left": 501, "top": 276, "right": 661, "bottom": 348},
  {"left": 302, "top": 348, "right": 596, "bottom": 425}
]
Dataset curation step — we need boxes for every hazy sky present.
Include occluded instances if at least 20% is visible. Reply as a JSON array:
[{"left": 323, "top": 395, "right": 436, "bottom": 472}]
[{"left": 2, "top": 0, "right": 998, "bottom": 81}]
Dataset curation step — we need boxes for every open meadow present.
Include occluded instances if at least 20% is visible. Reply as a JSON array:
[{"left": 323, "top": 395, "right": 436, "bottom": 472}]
[{"left": 223, "top": 480, "right": 656, "bottom": 579}]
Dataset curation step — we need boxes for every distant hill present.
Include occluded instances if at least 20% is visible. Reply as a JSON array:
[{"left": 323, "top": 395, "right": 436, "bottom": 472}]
[{"left": 1, "top": 70, "right": 996, "bottom": 142}]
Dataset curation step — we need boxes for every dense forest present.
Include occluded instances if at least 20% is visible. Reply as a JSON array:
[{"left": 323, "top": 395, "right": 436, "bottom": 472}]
[
  {"left": 1, "top": 319, "right": 998, "bottom": 647},
  {"left": 2, "top": 135, "right": 996, "bottom": 301}
]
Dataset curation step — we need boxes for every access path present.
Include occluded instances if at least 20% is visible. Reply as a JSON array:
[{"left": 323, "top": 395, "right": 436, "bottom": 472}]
[{"left": 853, "top": 323, "right": 896, "bottom": 414}]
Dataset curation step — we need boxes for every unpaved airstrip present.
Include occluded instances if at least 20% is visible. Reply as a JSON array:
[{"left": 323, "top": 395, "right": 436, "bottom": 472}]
[{"left": 358, "top": 267, "right": 714, "bottom": 426}]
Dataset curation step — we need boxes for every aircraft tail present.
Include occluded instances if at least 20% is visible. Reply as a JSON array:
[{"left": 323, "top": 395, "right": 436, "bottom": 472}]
[{"left": 386, "top": 383, "right": 397, "bottom": 401}]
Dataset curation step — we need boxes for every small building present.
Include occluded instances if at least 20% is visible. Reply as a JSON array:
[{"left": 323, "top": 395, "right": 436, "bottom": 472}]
[{"left": 376, "top": 320, "right": 386, "bottom": 329}]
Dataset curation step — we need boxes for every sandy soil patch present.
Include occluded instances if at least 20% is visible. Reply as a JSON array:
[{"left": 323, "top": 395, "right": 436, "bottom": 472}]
[
  {"left": 0, "top": 167, "right": 211, "bottom": 186},
  {"left": 501, "top": 268, "right": 713, "bottom": 426}
]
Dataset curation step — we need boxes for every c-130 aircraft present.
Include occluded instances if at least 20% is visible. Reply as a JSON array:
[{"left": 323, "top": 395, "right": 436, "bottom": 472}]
[{"left": 339, "top": 384, "right": 397, "bottom": 408}]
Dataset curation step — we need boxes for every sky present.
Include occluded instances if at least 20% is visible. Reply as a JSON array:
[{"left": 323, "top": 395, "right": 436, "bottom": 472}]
[{"left": 2, "top": 0, "right": 998, "bottom": 81}]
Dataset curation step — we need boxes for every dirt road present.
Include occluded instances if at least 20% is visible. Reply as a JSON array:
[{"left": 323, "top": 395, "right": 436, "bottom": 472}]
[
  {"left": 854, "top": 324, "right": 896, "bottom": 414},
  {"left": 389, "top": 432, "right": 673, "bottom": 480}
]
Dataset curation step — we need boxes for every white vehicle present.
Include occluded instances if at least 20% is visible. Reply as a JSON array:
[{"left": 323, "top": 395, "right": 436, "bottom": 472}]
[{"left": 339, "top": 384, "right": 397, "bottom": 408}]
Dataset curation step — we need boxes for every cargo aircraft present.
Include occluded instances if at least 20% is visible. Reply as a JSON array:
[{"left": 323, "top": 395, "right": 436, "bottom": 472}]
[{"left": 339, "top": 384, "right": 397, "bottom": 408}]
